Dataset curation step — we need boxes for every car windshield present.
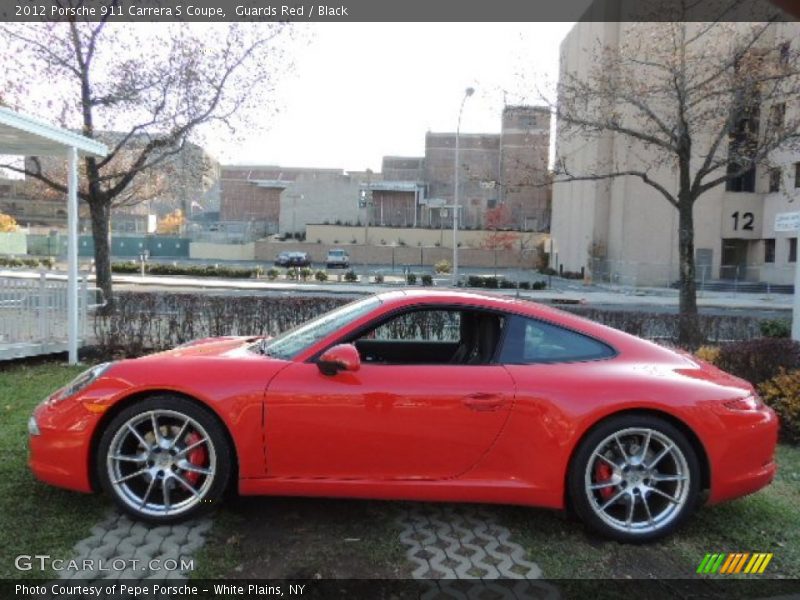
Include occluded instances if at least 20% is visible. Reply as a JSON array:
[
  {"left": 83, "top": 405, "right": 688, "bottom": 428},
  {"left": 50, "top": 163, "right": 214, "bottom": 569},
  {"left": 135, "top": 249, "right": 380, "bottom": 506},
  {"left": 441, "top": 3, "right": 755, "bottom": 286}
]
[{"left": 259, "top": 296, "right": 380, "bottom": 360}]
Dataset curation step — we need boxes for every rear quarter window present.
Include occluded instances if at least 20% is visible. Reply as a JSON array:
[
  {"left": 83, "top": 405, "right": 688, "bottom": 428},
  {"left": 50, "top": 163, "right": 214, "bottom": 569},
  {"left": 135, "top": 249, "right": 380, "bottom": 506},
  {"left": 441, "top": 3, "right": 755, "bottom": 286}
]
[{"left": 498, "top": 315, "right": 615, "bottom": 364}]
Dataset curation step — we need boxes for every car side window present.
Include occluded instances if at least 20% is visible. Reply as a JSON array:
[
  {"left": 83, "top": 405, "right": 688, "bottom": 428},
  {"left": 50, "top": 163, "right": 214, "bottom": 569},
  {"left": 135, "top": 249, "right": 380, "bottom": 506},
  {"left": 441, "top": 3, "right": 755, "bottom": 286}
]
[
  {"left": 498, "top": 315, "right": 614, "bottom": 364},
  {"left": 352, "top": 308, "right": 504, "bottom": 365},
  {"left": 369, "top": 309, "right": 461, "bottom": 341}
]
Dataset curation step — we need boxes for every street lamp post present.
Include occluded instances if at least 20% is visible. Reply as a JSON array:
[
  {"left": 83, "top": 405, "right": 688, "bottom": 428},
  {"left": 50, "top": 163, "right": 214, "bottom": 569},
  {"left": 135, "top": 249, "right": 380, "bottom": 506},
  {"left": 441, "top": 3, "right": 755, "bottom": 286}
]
[{"left": 452, "top": 86, "right": 475, "bottom": 286}]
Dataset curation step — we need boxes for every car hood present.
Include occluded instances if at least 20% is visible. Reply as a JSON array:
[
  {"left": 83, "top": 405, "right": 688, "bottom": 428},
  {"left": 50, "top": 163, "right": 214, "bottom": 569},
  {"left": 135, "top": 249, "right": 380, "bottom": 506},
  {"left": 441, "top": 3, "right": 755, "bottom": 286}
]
[{"left": 139, "top": 336, "right": 265, "bottom": 360}]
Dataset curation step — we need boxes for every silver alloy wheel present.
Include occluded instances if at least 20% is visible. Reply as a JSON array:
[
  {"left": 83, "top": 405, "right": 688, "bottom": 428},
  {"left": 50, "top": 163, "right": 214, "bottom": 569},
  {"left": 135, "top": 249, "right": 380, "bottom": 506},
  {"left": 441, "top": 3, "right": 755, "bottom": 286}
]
[
  {"left": 583, "top": 427, "right": 691, "bottom": 535},
  {"left": 106, "top": 409, "right": 217, "bottom": 518}
]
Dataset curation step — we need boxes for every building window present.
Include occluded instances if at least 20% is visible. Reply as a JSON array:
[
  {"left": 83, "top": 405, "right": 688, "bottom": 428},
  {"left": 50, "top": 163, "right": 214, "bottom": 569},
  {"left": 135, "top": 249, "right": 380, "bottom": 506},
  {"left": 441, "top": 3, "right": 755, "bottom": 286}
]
[
  {"left": 795, "top": 163, "right": 800, "bottom": 188},
  {"left": 769, "top": 103, "right": 786, "bottom": 130},
  {"left": 780, "top": 41, "right": 791, "bottom": 67},
  {"left": 765, "top": 239, "right": 776, "bottom": 263},
  {"left": 726, "top": 163, "right": 756, "bottom": 192},
  {"left": 790, "top": 238, "right": 797, "bottom": 263},
  {"left": 769, "top": 168, "right": 782, "bottom": 193}
]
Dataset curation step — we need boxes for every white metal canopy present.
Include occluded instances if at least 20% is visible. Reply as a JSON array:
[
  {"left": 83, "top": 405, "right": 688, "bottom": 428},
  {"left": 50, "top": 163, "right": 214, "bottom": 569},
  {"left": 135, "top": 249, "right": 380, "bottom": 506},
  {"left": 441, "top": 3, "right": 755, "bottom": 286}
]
[{"left": 0, "top": 107, "right": 108, "bottom": 364}]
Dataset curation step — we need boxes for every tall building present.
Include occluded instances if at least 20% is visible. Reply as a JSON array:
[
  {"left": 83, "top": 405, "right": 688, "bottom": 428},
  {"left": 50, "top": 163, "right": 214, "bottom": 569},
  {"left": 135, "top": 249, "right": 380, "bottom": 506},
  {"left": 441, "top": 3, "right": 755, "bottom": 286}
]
[
  {"left": 551, "top": 21, "right": 800, "bottom": 286},
  {"left": 219, "top": 105, "right": 552, "bottom": 236},
  {"left": 369, "top": 105, "right": 551, "bottom": 231}
]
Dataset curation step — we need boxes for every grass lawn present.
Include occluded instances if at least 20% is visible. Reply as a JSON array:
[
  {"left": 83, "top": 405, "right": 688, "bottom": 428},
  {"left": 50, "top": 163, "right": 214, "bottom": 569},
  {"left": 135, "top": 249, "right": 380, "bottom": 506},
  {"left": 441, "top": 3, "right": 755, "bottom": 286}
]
[
  {"left": 0, "top": 360, "right": 109, "bottom": 579},
  {"left": 196, "top": 444, "right": 800, "bottom": 580},
  {"left": 501, "top": 443, "right": 800, "bottom": 579}
]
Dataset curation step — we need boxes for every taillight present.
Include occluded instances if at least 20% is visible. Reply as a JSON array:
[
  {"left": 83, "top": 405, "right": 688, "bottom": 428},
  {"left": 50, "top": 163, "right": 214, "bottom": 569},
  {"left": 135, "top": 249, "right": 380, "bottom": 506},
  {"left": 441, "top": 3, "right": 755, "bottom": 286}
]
[{"left": 723, "top": 395, "right": 763, "bottom": 411}]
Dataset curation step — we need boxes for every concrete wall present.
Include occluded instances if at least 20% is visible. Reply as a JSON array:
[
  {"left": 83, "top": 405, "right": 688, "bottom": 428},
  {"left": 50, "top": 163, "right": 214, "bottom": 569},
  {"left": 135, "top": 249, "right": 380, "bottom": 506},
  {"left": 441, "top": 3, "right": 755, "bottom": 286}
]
[
  {"left": 305, "top": 223, "right": 548, "bottom": 250},
  {"left": 0, "top": 232, "right": 27, "bottom": 255},
  {"left": 253, "top": 239, "right": 544, "bottom": 269},
  {"left": 190, "top": 242, "right": 256, "bottom": 261}
]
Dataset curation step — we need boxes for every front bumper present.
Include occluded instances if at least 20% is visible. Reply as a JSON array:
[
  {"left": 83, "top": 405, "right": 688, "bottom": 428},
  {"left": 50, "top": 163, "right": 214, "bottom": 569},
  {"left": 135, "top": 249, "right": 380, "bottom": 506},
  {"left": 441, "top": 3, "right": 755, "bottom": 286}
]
[
  {"left": 707, "top": 405, "right": 779, "bottom": 504},
  {"left": 28, "top": 401, "right": 97, "bottom": 493}
]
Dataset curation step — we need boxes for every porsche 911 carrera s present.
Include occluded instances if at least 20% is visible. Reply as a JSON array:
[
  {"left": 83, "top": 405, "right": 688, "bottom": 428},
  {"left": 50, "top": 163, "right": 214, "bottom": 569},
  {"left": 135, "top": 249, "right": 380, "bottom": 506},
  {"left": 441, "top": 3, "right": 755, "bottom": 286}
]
[{"left": 28, "top": 290, "right": 778, "bottom": 542}]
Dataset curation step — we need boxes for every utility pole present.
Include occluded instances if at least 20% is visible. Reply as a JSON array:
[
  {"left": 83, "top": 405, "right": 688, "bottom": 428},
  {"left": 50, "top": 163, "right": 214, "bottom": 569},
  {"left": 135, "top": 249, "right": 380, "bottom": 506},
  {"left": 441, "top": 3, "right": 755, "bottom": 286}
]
[{"left": 452, "top": 86, "right": 475, "bottom": 286}]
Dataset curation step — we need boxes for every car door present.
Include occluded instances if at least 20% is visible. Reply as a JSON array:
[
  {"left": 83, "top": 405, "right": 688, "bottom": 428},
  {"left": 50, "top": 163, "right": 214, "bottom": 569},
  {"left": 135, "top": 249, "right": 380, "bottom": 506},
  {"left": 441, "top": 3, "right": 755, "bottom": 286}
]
[{"left": 263, "top": 308, "right": 515, "bottom": 481}]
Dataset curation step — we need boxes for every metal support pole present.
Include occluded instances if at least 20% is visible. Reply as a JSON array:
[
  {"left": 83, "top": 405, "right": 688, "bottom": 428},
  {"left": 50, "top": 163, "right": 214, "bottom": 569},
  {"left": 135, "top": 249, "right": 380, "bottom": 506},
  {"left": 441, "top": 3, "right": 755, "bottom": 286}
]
[
  {"left": 793, "top": 233, "right": 800, "bottom": 340},
  {"left": 67, "top": 146, "right": 79, "bottom": 365},
  {"left": 452, "top": 87, "right": 474, "bottom": 286}
]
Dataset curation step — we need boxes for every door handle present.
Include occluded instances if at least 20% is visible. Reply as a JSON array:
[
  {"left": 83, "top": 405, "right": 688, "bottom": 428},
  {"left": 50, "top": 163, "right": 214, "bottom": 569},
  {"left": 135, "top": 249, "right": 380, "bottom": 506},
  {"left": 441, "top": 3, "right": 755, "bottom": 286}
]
[{"left": 462, "top": 393, "right": 506, "bottom": 412}]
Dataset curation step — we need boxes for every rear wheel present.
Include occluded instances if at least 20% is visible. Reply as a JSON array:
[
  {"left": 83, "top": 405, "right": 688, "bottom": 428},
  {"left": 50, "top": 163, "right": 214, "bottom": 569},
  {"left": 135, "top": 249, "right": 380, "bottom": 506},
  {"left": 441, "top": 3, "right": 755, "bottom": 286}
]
[
  {"left": 97, "top": 396, "right": 232, "bottom": 523},
  {"left": 568, "top": 415, "right": 700, "bottom": 543}
]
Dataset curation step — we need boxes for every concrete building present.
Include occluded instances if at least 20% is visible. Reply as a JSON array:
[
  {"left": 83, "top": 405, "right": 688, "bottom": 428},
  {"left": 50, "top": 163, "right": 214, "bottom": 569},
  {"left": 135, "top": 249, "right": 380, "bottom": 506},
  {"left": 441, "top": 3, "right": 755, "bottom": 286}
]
[
  {"left": 374, "top": 106, "right": 551, "bottom": 231},
  {"left": 220, "top": 165, "right": 368, "bottom": 237},
  {"left": 551, "top": 21, "right": 800, "bottom": 287},
  {"left": 219, "top": 105, "right": 551, "bottom": 238}
]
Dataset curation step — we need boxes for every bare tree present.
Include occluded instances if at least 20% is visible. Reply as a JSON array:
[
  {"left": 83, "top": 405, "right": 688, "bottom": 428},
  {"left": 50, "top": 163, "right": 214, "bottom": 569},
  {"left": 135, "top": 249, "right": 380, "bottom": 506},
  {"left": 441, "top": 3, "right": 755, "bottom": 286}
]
[
  {"left": 550, "top": 18, "right": 800, "bottom": 345},
  {"left": 0, "top": 16, "right": 290, "bottom": 306}
]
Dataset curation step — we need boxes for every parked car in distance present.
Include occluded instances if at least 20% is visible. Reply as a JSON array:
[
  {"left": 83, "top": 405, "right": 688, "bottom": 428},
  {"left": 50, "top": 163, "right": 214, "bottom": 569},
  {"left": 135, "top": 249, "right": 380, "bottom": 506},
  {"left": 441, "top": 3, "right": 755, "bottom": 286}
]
[
  {"left": 274, "top": 251, "right": 292, "bottom": 267},
  {"left": 275, "top": 251, "right": 311, "bottom": 268},
  {"left": 28, "top": 290, "right": 778, "bottom": 543},
  {"left": 326, "top": 248, "right": 350, "bottom": 269}
]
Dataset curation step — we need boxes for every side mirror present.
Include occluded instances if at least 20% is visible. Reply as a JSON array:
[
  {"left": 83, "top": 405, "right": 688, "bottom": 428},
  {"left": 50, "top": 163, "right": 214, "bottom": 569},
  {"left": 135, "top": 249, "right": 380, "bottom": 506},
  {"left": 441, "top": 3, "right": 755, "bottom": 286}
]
[{"left": 317, "top": 344, "right": 361, "bottom": 376}]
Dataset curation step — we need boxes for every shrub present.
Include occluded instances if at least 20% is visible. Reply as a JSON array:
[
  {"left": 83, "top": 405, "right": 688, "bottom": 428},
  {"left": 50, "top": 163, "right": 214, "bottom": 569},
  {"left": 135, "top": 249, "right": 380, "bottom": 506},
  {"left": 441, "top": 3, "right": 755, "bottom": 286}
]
[
  {"left": 758, "top": 369, "right": 800, "bottom": 444},
  {"left": 499, "top": 279, "right": 516, "bottom": 289},
  {"left": 561, "top": 270, "right": 584, "bottom": 280},
  {"left": 539, "top": 267, "right": 557, "bottom": 276},
  {"left": 344, "top": 270, "right": 358, "bottom": 282},
  {"left": 694, "top": 345, "right": 720, "bottom": 365},
  {"left": 314, "top": 270, "right": 328, "bottom": 282},
  {"left": 1, "top": 256, "right": 56, "bottom": 269},
  {"left": 760, "top": 318, "right": 791, "bottom": 338},
  {"left": 531, "top": 281, "right": 547, "bottom": 290},
  {"left": 111, "top": 262, "right": 140, "bottom": 274},
  {"left": 406, "top": 273, "right": 417, "bottom": 285},
  {"left": 421, "top": 274, "right": 433, "bottom": 286},
  {"left": 299, "top": 267, "right": 313, "bottom": 281},
  {"left": 434, "top": 260, "right": 452, "bottom": 274},
  {"left": 373, "top": 273, "right": 384, "bottom": 284},
  {"left": 715, "top": 338, "right": 800, "bottom": 386},
  {"left": 483, "top": 276, "right": 499, "bottom": 289},
  {"left": 518, "top": 281, "right": 531, "bottom": 290},
  {"left": 111, "top": 263, "right": 260, "bottom": 279},
  {"left": 466, "top": 275, "right": 484, "bottom": 288},
  {"left": 398, "top": 239, "right": 406, "bottom": 246},
  {"left": 285, "top": 267, "right": 299, "bottom": 280},
  {"left": 267, "top": 268, "right": 279, "bottom": 281}
]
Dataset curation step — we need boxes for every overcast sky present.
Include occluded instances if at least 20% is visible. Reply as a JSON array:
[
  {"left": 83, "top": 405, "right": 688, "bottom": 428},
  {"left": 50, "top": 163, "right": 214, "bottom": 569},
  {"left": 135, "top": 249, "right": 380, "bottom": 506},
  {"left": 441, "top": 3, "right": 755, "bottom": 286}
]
[{"left": 218, "top": 22, "right": 575, "bottom": 172}]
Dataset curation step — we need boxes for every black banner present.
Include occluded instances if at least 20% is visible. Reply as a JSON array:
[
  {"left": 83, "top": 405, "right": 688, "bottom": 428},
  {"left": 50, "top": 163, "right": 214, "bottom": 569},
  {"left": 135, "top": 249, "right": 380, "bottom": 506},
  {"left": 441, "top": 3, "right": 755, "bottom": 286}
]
[
  {"left": 0, "top": 0, "right": 795, "bottom": 23},
  {"left": 4, "top": 579, "right": 800, "bottom": 600}
]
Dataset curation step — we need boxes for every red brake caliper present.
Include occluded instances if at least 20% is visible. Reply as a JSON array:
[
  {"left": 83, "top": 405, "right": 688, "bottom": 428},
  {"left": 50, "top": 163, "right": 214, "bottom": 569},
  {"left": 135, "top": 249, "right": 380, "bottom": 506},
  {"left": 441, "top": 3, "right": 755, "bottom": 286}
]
[
  {"left": 594, "top": 461, "right": 615, "bottom": 500},
  {"left": 183, "top": 432, "right": 207, "bottom": 485}
]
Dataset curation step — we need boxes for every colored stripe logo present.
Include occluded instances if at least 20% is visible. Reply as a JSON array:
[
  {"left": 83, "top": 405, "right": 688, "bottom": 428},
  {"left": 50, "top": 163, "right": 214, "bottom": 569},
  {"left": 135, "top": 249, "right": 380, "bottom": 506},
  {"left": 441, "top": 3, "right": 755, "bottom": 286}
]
[{"left": 697, "top": 553, "right": 773, "bottom": 574}]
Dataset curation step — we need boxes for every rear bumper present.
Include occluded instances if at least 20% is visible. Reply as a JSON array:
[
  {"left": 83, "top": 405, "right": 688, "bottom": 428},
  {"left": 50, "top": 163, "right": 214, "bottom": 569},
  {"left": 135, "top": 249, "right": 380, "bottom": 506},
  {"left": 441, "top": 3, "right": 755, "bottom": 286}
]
[{"left": 707, "top": 405, "right": 779, "bottom": 504}]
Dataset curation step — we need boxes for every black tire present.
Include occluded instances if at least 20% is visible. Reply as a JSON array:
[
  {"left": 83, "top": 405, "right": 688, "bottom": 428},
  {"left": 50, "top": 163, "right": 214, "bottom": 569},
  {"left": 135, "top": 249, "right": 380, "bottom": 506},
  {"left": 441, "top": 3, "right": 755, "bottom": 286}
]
[
  {"left": 96, "top": 395, "right": 232, "bottom": 524},
  {"left": 567, "top": 414, "right": 701, "bottom": 543}
]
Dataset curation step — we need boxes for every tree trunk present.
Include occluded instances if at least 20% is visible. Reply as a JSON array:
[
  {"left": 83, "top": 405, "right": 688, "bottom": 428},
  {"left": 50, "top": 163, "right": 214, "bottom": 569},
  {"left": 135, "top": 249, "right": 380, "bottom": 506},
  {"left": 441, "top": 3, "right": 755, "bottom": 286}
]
[
  {"left": 89, "top": 200, "right": 114, "bottom": 311},
  {"left": 677, "top": 200, "right": 703, "bottom": 348}
]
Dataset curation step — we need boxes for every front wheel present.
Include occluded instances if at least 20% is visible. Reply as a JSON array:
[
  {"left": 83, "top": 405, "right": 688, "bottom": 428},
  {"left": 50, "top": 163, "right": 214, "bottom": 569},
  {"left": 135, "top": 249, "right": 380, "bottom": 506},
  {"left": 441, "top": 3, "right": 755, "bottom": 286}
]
[
  {"left": 96, "top": 396, "right": 232, "bottom": 523},
  {"left": 568, "top": 415, "right": 700, "bottom": 543}
]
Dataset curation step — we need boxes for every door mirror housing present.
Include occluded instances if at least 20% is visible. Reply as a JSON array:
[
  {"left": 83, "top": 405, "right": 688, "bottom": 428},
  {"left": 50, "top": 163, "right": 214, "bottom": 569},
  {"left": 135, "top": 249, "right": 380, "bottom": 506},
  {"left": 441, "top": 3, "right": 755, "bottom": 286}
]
[{"left": 317, "top": 344, "right": 361, "bottom": 376}]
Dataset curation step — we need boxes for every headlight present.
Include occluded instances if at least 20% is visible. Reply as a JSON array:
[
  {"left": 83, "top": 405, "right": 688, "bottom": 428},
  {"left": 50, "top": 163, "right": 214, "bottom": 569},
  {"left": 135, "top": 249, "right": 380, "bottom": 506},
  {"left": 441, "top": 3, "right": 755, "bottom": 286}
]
[{"left": 49, "top": 362, "right": 113, "bottom": 405}]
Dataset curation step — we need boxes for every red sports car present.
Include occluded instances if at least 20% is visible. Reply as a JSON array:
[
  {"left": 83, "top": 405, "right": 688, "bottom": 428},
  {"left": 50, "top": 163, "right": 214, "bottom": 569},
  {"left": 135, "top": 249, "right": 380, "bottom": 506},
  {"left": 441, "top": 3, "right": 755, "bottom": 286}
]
[{"left": 28, "top": 290, "right": 778, "bottom": 542}]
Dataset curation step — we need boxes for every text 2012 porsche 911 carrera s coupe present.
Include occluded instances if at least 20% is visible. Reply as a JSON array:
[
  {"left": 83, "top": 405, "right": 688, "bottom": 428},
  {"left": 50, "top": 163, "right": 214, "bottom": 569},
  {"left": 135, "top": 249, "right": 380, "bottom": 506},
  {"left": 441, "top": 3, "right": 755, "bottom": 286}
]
[{"left": 28, "top": 290, "right": 778, "bottom": 542}]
